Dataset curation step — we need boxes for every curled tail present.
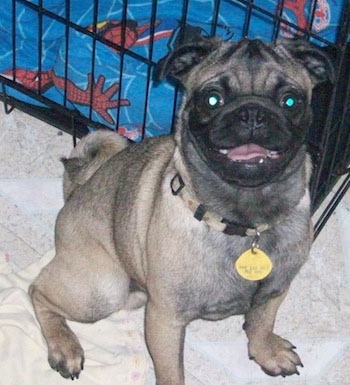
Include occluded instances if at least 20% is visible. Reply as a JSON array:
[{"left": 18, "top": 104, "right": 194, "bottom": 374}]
[{"left": 62, "top": 130, "right": 129, "bottom": 200}]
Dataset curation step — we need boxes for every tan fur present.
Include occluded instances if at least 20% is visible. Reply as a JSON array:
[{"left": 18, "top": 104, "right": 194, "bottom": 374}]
[{"left": 62, "top": 130, "right": 128, "bottom": 200}]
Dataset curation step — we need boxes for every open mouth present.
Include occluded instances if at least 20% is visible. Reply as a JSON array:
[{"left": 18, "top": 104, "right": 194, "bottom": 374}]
[{"left": 217, "top": 143, "right": 283, "bottom": 163}]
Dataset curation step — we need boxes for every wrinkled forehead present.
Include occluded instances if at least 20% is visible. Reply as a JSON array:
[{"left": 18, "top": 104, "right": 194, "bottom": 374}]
[{"left": 188, "top": 39, "right": 313, "bottom": 98}]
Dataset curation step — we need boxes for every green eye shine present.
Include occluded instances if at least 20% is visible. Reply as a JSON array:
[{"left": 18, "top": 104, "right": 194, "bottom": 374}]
[
  {"left": 282, "top": 94, "right": 298, "bottom": 109},
  {"left": 285, "top": 97, "right": 296, "bottom": 107},
  {"left": 207, "top": 92, "right": 223, "bottom": 108}
]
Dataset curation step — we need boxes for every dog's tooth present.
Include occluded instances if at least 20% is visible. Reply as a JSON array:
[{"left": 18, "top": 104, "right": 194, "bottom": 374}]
[
  {"left": 267, "top": 150, "right": 281, "bottom": 159},
  {"left": 219, "top": 149, "right": 229, "bottom": 155},
  {"left": 259, "top": 158, "right": 264, "bottom": 164}
]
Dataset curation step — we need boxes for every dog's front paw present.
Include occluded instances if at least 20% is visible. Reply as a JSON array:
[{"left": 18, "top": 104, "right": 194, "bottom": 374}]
[
  {"left": 248, "top": 333, "right": 303, "bottom": 377},
  {"left": 47, "top": 338, "right": 85, "bottom": 380}
]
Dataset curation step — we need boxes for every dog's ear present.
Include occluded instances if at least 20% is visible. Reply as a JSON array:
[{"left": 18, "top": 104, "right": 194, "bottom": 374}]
[
  {"left": 155, "top": 37, "right": 221, "bottom": 84},
  {"left": 61, "top": 157, "right": 86, "bottom": 178},
  {"left": 278, "top": 38, "right": 336, "bottom": 85}
]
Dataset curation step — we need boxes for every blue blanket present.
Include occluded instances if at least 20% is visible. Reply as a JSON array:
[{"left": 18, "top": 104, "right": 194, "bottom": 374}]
[{"left": 0, "top": 0, "right": 346, "bottom": 140}]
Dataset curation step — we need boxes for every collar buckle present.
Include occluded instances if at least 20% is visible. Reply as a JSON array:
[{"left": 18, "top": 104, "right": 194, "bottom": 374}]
[{"left": 170, "top": 174, "right": 185, "bottom": 196}]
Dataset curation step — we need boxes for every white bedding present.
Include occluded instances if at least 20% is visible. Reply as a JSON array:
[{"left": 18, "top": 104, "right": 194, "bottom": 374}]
[{"left": 0, "top": 250, "right": 148, "bottom": 385}]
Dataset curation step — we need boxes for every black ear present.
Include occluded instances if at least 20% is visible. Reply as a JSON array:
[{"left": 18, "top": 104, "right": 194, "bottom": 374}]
[
  {"left": 155, "top": 37, "right": 222, "bottom": 84},
  {"left": 278, "top": 38, "right": 336, "bottom": 85}
]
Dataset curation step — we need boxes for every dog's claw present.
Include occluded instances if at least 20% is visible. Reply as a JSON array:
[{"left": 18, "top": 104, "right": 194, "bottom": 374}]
[{"left": 70, "top": 371, "right": 80, "bottom": 380}]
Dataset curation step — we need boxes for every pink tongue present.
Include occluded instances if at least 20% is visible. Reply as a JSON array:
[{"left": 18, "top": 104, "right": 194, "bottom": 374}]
[{"left": 227, "top": 144, "right": 267, "bottom": 161}]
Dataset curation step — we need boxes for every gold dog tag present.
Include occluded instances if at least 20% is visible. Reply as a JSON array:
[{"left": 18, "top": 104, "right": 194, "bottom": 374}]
[{"left": 235, "top": 248, "right": 273, "bottom": 281}]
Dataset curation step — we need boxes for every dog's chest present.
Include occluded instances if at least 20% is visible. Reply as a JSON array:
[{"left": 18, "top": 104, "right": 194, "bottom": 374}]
[
  {"left": 170, "top": 222, "right": 302, "bottom": 321},
  {"left": 173, "top": 236, "right": 261, "bottom": 320},
  {"left": 193, "top": 274, "right": 256, "bottom": 320}
]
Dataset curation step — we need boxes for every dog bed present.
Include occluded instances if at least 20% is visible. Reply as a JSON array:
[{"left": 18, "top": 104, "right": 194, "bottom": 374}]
[{"left": 0, "top": 0, "right": 346, "bottom": 141}]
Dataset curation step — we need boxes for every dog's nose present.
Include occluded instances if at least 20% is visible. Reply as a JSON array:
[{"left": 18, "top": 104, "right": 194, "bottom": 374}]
[{"left": 237, "top": 106, "right": 265, "bottom": 130}]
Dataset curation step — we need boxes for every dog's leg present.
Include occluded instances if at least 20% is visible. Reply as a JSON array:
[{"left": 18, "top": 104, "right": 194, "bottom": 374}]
[
  {"left": 29, "top": 248, "right": 130, "bottom": 379},
  {"left": 145, "top": 300, "right": 186, "bottom": 385},
  {"left": 29, "top": 286, "right": 84, "bottom": 379},
  {"left": 243, "top": 290, "right": 303, "bottom": 377}
]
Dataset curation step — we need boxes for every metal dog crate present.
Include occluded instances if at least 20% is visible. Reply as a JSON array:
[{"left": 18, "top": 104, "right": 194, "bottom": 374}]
[{"left": 0, "top": 0, "right": 349, "bottom": 238}]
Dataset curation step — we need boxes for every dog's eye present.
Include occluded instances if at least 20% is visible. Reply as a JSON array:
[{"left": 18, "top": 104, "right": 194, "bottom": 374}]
[
  {"left": 280, "top": 94, "right": 299, "bottom": 109},
  {"left": 206, "top": 92, "right": 224, "bottom": 109}
]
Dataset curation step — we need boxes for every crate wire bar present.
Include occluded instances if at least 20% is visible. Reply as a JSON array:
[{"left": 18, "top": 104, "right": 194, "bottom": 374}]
[{"left": 0, "top": 0, "right": 349, "bottom": 239}]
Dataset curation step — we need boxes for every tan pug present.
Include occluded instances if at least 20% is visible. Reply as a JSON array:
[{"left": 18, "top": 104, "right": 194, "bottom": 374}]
[{"left": 29, "top": 38, "right": 334, "bottom": 385}]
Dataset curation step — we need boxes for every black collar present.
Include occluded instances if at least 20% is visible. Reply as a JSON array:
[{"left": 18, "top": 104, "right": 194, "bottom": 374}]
[{"left": 170, "top": 173, "right": 272, "bottom": 237}]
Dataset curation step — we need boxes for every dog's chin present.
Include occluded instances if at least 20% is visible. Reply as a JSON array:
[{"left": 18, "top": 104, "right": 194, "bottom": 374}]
[{"left": 204, "top": 143, "right": 295, "bottom": 187}]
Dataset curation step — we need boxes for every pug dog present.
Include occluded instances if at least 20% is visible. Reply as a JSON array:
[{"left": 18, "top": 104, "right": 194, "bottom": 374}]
[{"left": 29, "top": 38, "right": 334, "bottom": 385}]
